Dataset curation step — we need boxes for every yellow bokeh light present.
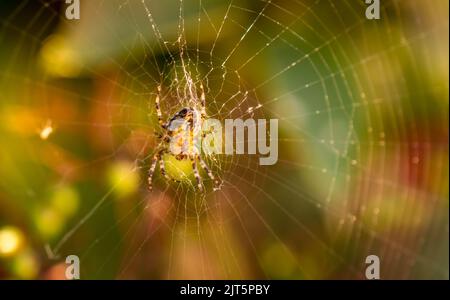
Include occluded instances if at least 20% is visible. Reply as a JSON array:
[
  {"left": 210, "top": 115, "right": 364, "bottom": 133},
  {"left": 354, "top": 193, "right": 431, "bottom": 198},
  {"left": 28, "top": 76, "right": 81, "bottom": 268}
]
[
  {"left": 51, "top": 185, "right": 79, "bottom": 218},
  {"left": 108, "top": 161, "right": 140, "bottom": 198},
  {"left": 0, "top": 226, "right": 25, "bottom": 257},
  {"left": 11, "top": 250, "right": 40, "bottom": 279},
  {"left": 34, "top": 207, "right": 65, "bottom": 240},
  {"left": 39, "top": 34, "right": 81, "bottom": 78}
]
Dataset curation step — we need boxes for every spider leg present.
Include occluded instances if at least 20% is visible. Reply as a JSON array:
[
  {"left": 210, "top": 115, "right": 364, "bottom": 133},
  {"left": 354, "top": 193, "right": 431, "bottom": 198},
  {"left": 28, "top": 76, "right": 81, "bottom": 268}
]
[
  {"left": 155, "top": 85, "right": 166, "bottom": 129},
  {"left": 199, "top": 83, "right": 206, "bottom": 117},
  {"left": 158, "top": 152, "right": 172, "bottom": 182},
  {"left": 191, "top": 156, "right": 203, "bottom": 192},
  {"left": 198, "top": 156, "right": 220, "bottom": 190},
  {"left": 148, "top": 151, "right": 160, "bottom": 191}
]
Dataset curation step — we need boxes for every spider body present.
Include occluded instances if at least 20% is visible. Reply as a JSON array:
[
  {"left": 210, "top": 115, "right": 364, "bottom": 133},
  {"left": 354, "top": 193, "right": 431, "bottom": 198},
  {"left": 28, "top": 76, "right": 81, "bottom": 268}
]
[
  {"left": 148, "top": 85, "right": 219, "bottom": 192},
  {"left": 165, "top": 107, "right": 202, "bottom": 160}
]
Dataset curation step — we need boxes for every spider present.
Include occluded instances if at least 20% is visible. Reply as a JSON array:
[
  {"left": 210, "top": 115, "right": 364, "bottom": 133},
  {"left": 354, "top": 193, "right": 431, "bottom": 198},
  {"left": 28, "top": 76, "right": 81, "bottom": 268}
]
[{"left": 148, "top": 84, "right": 220, "bottom": 192}]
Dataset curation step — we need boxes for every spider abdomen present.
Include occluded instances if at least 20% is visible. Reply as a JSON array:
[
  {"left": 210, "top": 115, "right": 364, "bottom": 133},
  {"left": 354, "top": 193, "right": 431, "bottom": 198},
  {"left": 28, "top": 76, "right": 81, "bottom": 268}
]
[{"left": 166, "top": 107, "right": 202, "bottom": 158}]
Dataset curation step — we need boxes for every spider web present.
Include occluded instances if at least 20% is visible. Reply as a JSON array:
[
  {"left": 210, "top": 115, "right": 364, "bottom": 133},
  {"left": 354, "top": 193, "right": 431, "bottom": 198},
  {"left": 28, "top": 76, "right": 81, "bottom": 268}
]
[{"left": 0, "top": 0, "right": 448, "bottom": 279}]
